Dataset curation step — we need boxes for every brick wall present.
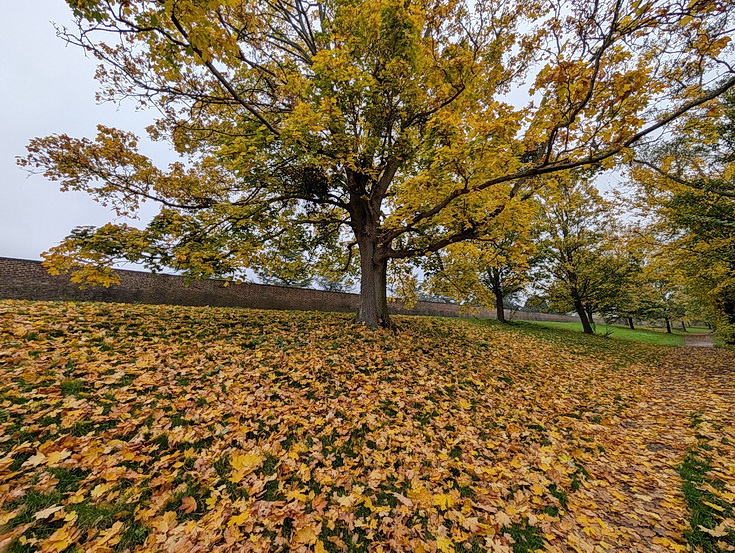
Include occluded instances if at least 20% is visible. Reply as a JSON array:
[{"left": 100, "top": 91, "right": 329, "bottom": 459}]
[{"left": 0, "top": 257, "right": 578, "bottom": 323}]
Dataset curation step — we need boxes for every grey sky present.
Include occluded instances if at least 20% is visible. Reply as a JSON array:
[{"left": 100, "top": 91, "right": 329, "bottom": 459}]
[{"left": 0, "top": 0, "right": 164, "bottom": 261}]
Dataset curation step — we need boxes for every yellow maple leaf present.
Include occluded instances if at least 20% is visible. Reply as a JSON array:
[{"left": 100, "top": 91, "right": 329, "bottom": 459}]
[
  {"left": 90, "top": 482, "right": 112, "bottom": 499},
  {"left": 436, "top": 536, "right": 454, "bottom": 553},
  {"left": 286, "top": 489, "right": 308, "bottom": 502},
  {"left": 407, "top": 486, "right": 432, "bottom": 504},
  {"left": 293, "top": 524, "right": 319, "bottom": 545},
  {"left": 41, "top": 524, "right": 77, "bottom": 553},
  {"left": 432, "top": 493, "right": 455, "bottom": 510},
  {"left": 230, "top": 452, "right": 263, "bottom": 473},
  {"left": 228, "top": 512, "right": 250, "bottom": 526}
]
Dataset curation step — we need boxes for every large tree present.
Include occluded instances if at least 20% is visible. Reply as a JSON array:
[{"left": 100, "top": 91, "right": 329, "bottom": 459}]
[{"left": 19, "top": 0, "right": 735, "bottom": 327}]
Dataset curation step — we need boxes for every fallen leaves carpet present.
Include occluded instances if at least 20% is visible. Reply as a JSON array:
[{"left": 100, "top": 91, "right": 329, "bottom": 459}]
[{"left": 0, "top": 301, "right": 733, "bottom": 553}]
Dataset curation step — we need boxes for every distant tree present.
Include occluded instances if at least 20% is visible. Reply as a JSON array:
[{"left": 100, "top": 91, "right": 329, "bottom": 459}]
[
  {"left": 19, "top": 0, "right": 735, "bottom": 328},
  {"left": 316, "top": 278, "right": 350, "bottom": 293},
  {"left": 423, "top": 209, "right": 536, "bottom": 322},
  {"left": 534, "top": 174, "right": 631, "bottom": 334}
]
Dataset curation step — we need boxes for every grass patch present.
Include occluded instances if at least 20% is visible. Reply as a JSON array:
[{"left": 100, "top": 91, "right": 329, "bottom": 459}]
[
  {"left": 517, "top": 320, "right": 685, "bottom": 347},
  {"left": 678, "top": 414, "right": 735, "bottom": 552},
  {"left": 60, "top": 378, "right": 86, "bottom": 396}
]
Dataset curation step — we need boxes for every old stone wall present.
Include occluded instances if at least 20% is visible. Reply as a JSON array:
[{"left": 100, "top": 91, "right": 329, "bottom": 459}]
[{"left": 0, "top": 257, "right": 578, "bottom": 322}]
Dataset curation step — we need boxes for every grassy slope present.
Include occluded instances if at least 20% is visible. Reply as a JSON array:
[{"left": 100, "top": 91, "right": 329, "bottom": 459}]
[
  {"left": 1, "top": 301, "right": 733, "bottom": 553},
  {"left": 518, "top": 320, "right": 686, "bottom": 347}
]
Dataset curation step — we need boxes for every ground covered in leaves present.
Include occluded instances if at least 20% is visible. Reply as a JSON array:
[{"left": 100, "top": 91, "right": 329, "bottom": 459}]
[{"left": 1, "top": 301, "right": 733, "bottom": 553}]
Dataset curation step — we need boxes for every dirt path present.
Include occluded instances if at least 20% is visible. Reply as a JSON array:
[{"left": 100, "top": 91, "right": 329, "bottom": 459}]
[
  {"left": 562, "top": 346, "right": 735, "bottom": 551},
  {"left": 683, "top": 332, "right": 715, "bottom": 347}
]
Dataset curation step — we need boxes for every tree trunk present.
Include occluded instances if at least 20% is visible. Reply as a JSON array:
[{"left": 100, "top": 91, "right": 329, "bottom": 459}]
[
  {"left": 723, "top": 297, "right": 735, "bottom": 345},
  {"left": 585, "top": 304, "right": 594, "bottom": 326},
  {"left": 494, "top": 288, "right": 506, "bottom": 323},
  {"left": 664, "top": 316, "right": 672, "bottom": 333},
  {"left": 574, "top": 298, "right": 594, "bottom": 335},
  {"left": 627, "top": 316, "right": 635, "bottom": 330},
  {"left": 680, "top": 320, "right": 687, "bottom": 332},
  {"left": 354, "top": 236, "right": 391, "bottom": 329},
  {"left": 488, "top": 268, "right": 506, "bottom": 323}
]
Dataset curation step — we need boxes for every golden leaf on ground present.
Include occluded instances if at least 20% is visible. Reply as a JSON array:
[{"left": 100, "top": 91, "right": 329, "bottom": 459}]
[
  {"left": 392, "top": 492, "right": 414, "bottom": 507},
  {"left": 180, "top": 496, "right": 197, "bottom": 514},
  {"left": 34, "top": 505, "right": 63, "bottom": 520},
  {"left": 433, "top": 493, "right": 455, "bottom": 510},
  {"left": 293, "top": 524, "right": 319, "bottom": 545},
  {"left": 437, "top": 536, "right": 455, "bottom": 553},
  {"left": 2, "top": 301, "right": 734, "bottom": 553}
]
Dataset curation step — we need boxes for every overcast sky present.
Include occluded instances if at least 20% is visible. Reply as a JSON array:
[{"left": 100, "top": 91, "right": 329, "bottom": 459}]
[{"left": 0, "top": 1, "right": 165, "bottom": 261}]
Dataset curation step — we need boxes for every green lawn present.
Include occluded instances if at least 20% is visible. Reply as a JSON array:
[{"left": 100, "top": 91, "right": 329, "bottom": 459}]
[
  {"left": 517, "top": 320, "right": 686, "bottom": 347},
  {"left": 674, "top": 326, "right": 712, "bottom": 335}
]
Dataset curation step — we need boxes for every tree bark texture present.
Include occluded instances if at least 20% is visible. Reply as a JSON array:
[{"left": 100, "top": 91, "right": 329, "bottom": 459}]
[
  {"left": 354, "top": 236, "right": 391, "bottom": 329},
  {"left": 575, "top": 298, "right": 594, "bottom": 334}
]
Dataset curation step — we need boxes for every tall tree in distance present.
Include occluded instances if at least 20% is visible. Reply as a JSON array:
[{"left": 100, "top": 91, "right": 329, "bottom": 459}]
[
  {"left": 534, "top": 173, "right": 632, "bottom": 334},
  {"left": 19, "top": 0, "right": 735, "bottom": 327},
  {"left": 423, "top": 206, "right": 536, "bottom": 322}
]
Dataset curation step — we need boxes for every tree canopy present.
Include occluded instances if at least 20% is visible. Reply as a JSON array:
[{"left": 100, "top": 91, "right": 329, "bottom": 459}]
[
  {"left": 631, "top": 90, "right": 735, "bottom": 342},
  {"left": 19, "top": 0, "right": 735, "bottom": 327}
]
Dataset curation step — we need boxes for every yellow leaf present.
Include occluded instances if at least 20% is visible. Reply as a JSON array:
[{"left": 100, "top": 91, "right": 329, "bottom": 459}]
[
  {"left": 293, "top": 524, "right": 319, "bottom": 545},
  {"left": 153, "top": 511, "right": 178, "bottom": 534},
  {"left": 0, "top": 511, "right": 19, "bottom": 525},
  {"left": 407, "top": 486, "right": 432, "bottom": 504},
  {"left": 287, "top": 489, "right": 309, "bottom": 502},
  {"left": 437, "top": 536, "right": 454, "bottom": 553},
  {"left": 96, "top": 521, "right": 124, "bottom": 546},
  {"left": 230, "top": 452, "right": 263, "bottom": 475},
  {"left": 90, "top": 482, "right": 112, "bottom": 499},
  {"left": 45, "top": 449, "right": 71, "bottom": 466},
  {"left": 702, "top": 501, "right": 725, "bottom": 512},
  {"left": 228, "top": 512, "right": 250, "bottom": 526},
  {"left": 432, "top": 493, "right": 455, "bottom": 510},
  {"left": 34, "top": 505, "right": 64, "bottom": 520}
]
